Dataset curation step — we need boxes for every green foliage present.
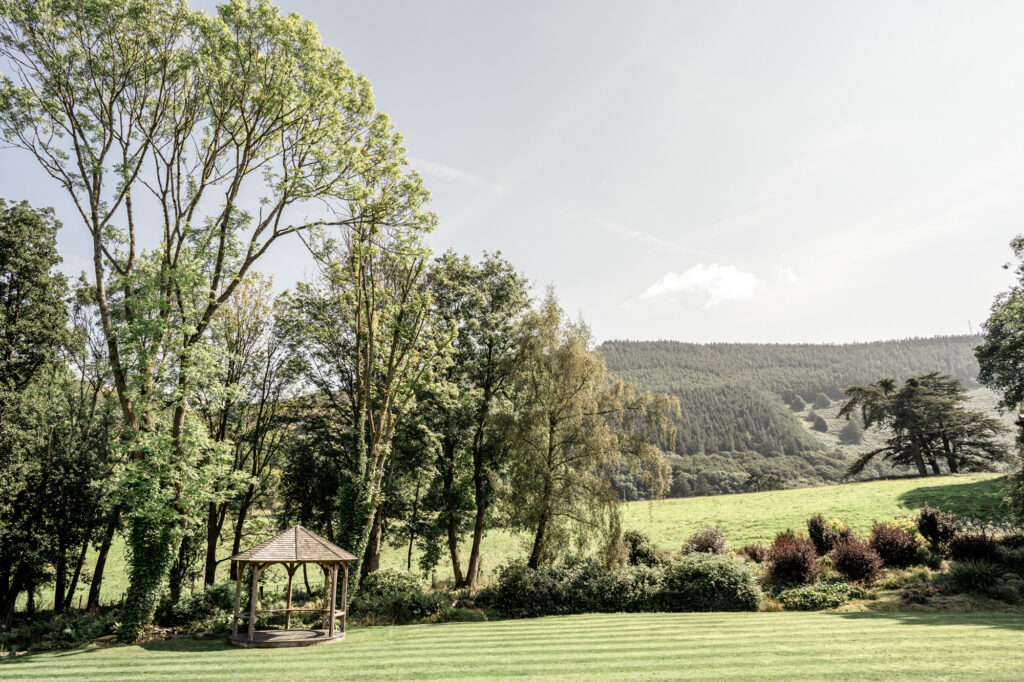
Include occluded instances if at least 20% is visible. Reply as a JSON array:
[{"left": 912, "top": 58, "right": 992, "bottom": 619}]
[
  {"left": 349, "top": 570, "right": 446, "bottom": 625},
  {"left": 766, "top": 535, "right": 822, "bottom": 585},
  {"left": 482, "top": 560, "right": 666, "bottom": 618},
  {"left": 162, "top": 581, "right": 236, "bottom": 626},
  {"left": 601, "top": 336, "right": 982, "bottom": 495},
  {"left": 831, "top": 537, "right": 883, "bottom": 584},
  {"left": 838, "top": 418, "right": 865, "bottom": 445},
  {"left": 0, "top": 610, "right": 118, "bottom": 652},
  {"left": 840, "top": 373, "right": 1009, "bottom": 477},
  {"left": 623, "top": 530, "right": 666, "bottom": 567},
  {"left": 947, "top": 560, "right": 1003, "bottom": 596},
  {"left": 658, "top": 554, "right": 762, "bottom": 612},
  {"left": 777, "top": 582, "right": 867, "bottom": 611}
]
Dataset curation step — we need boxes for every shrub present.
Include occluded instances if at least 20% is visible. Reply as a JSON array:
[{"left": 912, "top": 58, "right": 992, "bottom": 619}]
[
  {"left": 0, "top": 611, "right": 118, "bottom": 652},
  {"left": 870, "top": 522, "right": 921, "bottom": 568},
  {"left": 777, "top": 582, "right": 868, "bottom": 611},
  {"left": 766, "top": 535, "right": 822, "bottom": 585},
  {"left": 947, "top": 560, "right": 1001, "bottom": 595},
  {"left": 742, "top": 543, "right": 768, "bottom": 563},
  {"left": 658, "top": 554, "right": 762, "bottom": 612},
  {"left": 164, "top": 581, "right": 237, "bottom": 626},
  {"left": 789, "top": 396, "right": 806, "bottom": 411},
  {"left": 483, "top": 560, "right": 664, "bottom": 619},
  {"left": 683, "top": 525, "right": 728, "bottom": 555},
  {"left": 349, "top": 569, "right": 446, "bottom": 625},
  {"left": 918, "top": 504, "right": 956, "bottom": 552},
  {"left": 831, "top": 537, "right": 883, "bottom": 584},
  {"left": 812, "top": 393, "right": 831, "bottom": 409},
  {"left": 811, "top": 415, "right": 828, "bottom": 433},
  {"left": 805, "top": 410, "right": 819, "bottom": 423},
  {"left": 623, "top": 529, "right": 665, "bottom": 567},
  {"left": 807, "top": 514, "right": 838, "bottom": 556},
  {"left": 948, "top": 531, "right": 1000, "bottom": 563}
]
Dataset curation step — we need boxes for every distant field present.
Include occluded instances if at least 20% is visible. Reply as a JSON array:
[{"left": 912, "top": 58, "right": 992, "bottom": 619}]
[
  {"left": 22, "top": 473, "right": 1009, "bottom": 609},
  {"left": 4, "top": 611, "right": 1023, "bottom": 680}
]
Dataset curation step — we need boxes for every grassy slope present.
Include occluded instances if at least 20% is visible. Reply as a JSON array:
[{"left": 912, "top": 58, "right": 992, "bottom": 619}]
[
  {"left": 620, "top": 473, "right": 1008, "bottom": 550},
  {"left": 31, "top": 473, "right": 1008, "bottom": 610},
  {"left": 4, "top": 612, "right": 1023, "bottom": 680}
]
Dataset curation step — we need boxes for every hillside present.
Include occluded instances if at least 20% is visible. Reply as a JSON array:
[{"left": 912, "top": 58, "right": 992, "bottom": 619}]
[{"left": 598, "top": 336, "right": 999, "bottom": 496}]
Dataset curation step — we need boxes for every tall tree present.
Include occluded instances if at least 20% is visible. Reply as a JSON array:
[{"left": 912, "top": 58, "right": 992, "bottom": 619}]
[
  {"left": 410, "top": 251, "right": 530, "bottom": 586},
  {"left": 506, "top": 290, "right": 676, "bottom": 569},
  {"left": 976, "top": 234, "right": 1024, "bottom": 522},
  {"left": 0, "top": 199, "right": 69, "bottom": 626},
  {"left": 283, "top": 213, "right": 440, "bottom": 584},
  {"left": 0, "top": 0, "right": 431, "bottom": 639},
  {"left": 839, "top": 373, "right": 1009, "bottom": 477}
]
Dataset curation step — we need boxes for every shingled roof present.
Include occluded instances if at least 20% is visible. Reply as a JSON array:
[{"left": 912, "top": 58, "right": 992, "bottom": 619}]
[{"left": 231, "top": 525, "right": 357, "bottom": 563}]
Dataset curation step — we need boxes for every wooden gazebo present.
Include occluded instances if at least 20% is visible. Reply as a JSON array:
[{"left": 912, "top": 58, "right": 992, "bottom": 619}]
[{"left": 229, "top": 525, "right": 357, "bottom": 648}]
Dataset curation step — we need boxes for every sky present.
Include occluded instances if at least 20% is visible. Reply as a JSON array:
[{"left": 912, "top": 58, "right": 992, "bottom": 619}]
[{"left": 5, "top": 0, "right": 1024, "bottom": 343}]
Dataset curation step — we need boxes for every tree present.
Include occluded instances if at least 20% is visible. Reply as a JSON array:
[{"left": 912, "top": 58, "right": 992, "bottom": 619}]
[
  {"left": 196, "top": 275, "right": 298, "bottom": 587},
  {"left": 976, "top": 235, "right": 1024, "bottom": 522},
  {"left": 0, "top": 199, "right": 70, "bottom": 626},
  {"left": 838, "top": 417, "right": 864, "bottom": 445},
  {"left": 839, "top": 374, "right": 1009, "bottom": 477},
  {"left": 406, "top": 251, "right": 530, "bottom": 586},
  {"left": 505, "top": 290, "right": 676, "bottom": 568},
  {"left": 0, "top": 0, "right": 432, "bottom": 639},
  {"left": 283, "top": 213, "right": 440, "bottom": 585}
]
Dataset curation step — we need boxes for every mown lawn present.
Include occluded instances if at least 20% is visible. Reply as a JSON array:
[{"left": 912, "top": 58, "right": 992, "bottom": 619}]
[
  {"left": 3, "top": 611, "right": 1023, "bottom": 680},
  {"left": 25, "top": 473, "right": 1009, "bottom": 609}
]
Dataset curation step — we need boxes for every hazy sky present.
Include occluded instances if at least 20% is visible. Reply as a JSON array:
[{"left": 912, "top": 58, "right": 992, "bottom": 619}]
[{"left": 6, "top": 0, "right": 1024, "bottom": 343}]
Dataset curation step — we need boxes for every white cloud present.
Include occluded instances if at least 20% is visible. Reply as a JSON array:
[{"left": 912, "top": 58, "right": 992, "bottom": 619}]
[
  {"left": 778, "top": 267, "right": 803, "bottom": 285},
  {"left": 642, "top": 263, "right": 760, "bottom": 306}
]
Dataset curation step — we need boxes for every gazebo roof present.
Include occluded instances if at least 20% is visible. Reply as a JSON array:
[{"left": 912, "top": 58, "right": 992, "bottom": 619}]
[{"left": 231, "top": 525, "right": 357, "bottom": 564}]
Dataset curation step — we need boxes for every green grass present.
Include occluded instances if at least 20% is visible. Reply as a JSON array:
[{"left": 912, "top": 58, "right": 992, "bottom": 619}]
[
  {"left": 27, "top": 473, "right": 1009, "bottom": 609},
  {"left": 3, "top": 612, "right": 1023, "bottom": 680},
  {"left": 621, "top": 472, "right": 1009, "bottom": 550}
]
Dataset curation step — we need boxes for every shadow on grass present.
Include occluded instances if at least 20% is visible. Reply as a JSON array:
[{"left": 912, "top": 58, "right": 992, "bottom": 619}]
[
  {"left": 832, "top": 610, "right": 1024, "bottom": 633},
  {"left": 896, "top": 475, "right": 1009, "bottom": 520},
  {"left": 0, "top": 636, "right": 232, "bottom": 667}
]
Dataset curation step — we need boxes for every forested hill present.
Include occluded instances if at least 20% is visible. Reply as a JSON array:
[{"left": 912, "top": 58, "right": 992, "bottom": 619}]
[{"left": 598, "top": 336, "right": 985, "bottom": 497}]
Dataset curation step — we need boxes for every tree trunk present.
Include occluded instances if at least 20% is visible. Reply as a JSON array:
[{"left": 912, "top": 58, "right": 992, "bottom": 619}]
[
  {"left": 466, "top": 499, "right": 487, "bottom": 588},
  {"left": 359, "top": 504, "right": 383, "bottom": 583},
  {"left": 909, "top": 440, "right": 928, "bottom": 476},
  {"left": 203, "top": 501, "right": 223, "bottom": 586},
  {"left": 229, "top": 491, "right": 253, "bottom": 581},
  {"left": 118, "top": 516, "right": 178, "bottom": 642},
  {"left": 528, "top": 508, "right": 548, "bottom": 570},
  {"left": 88, "top": 505, "right": 121, "bottom": 610},
  {"left": 54, "top": 535, "right": 68, "bottom": 612},
  {"left": 442, "top": 444, "right": 465, "bottom": 586},
  {"left": 65, "top": 536, "right": 91, "bottom": 611}
]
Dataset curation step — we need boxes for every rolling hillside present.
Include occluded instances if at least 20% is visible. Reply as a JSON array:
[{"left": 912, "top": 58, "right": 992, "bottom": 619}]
[{"left": 598, "top": 336, "right": 1004, "bottom": 496}]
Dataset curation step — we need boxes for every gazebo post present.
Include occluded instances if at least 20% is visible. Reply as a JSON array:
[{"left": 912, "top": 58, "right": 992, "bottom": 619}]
[
  {"left": 341, "top": 562, "right": 348, "bottom": 635},
  {"left": 231, "top": 563, "right": 242, "bottom": 636},
  {"left": 328, "top": 564, "right": 338, "bottom": 638},
  {"left": 285, "top": 563, "right": 297, "bottom": 630},
  {"left": 320, "top": 564, "right": 330, "bottom": 629},
  {"left": 247, "top": 562, "right": 262, "bottom": 642}
]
